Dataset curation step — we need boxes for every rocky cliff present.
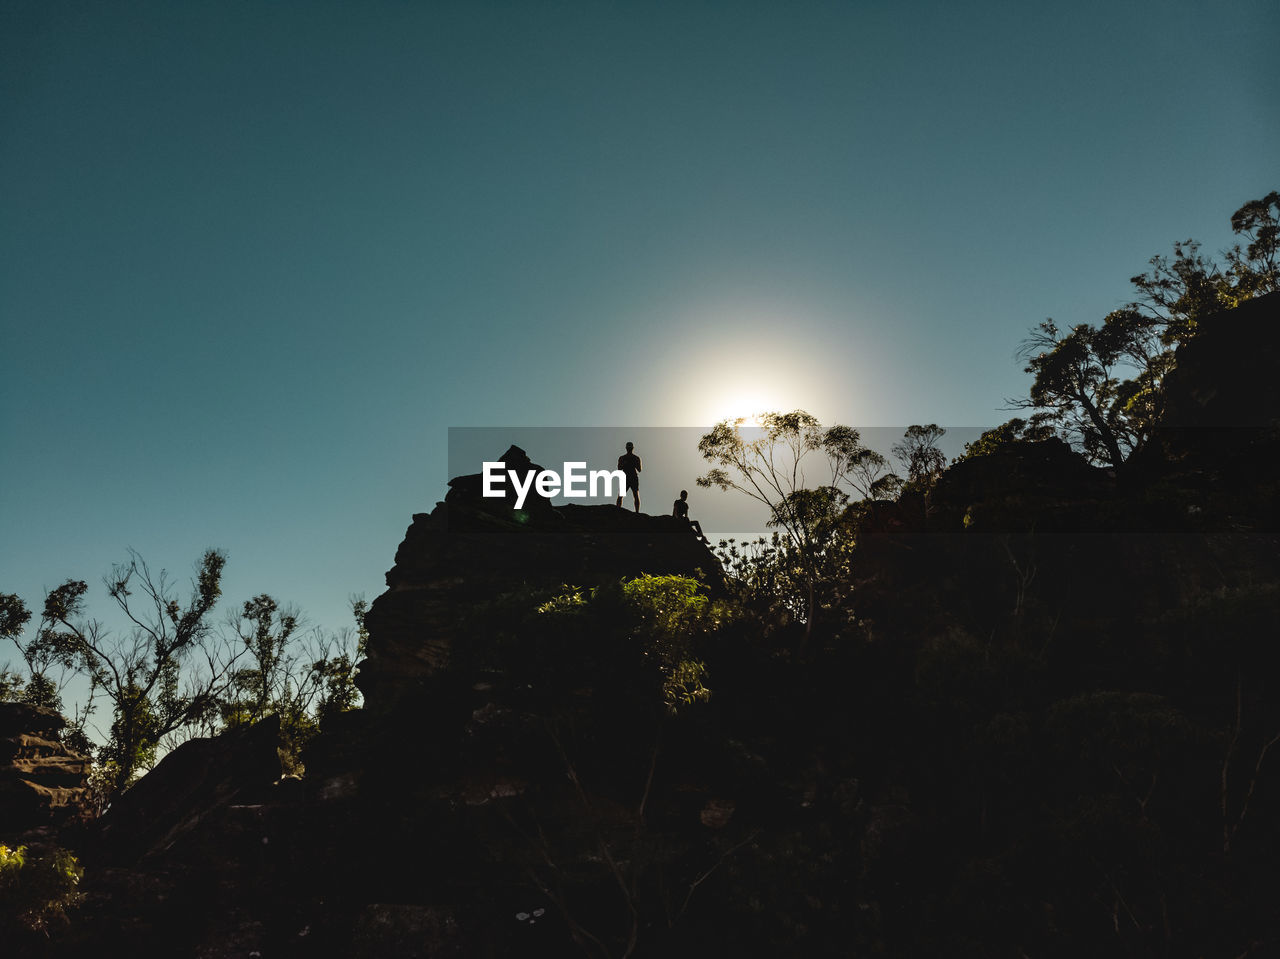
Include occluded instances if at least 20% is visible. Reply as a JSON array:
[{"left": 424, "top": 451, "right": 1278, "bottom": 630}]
[
  {"left": 0, "top": 703, "right": 90, "bottom": 841},
  {"left": 357, "top": 444, "right": 724, "bottom": 715}
]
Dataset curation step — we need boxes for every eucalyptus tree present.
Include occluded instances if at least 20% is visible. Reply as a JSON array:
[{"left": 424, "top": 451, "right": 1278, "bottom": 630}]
[
  {"left": 697, "top": 411, "right": 890, "bottom": 645},
  {"left": 893, "top": 424, "right": 948, "bottom": 488}
]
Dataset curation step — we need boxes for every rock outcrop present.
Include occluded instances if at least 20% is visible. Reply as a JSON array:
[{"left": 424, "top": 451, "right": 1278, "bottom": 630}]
[
  {"left": 1139, "top": 289, "right": 1280, "bottom": 529},
  {"left": 1152, "top": 289, "right": 1280, "bottom": 451},
  {"left": 0, "top": 702, "right": 90, "bottom": 840},
  {"left": 357, "top": 444, "right": 724, "bottom": 714}
]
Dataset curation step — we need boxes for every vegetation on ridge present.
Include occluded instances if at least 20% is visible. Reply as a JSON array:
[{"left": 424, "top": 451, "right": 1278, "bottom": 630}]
[{"left": 1, "top": 189, "right": 1278, "bottom": 957}]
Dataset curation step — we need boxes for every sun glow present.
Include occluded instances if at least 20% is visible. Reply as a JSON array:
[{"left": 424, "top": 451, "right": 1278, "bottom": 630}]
[
  {"left": 705, "top": 389, "right": 787, "bottom": 427},
  {"left": 667, "top": 293, "right": 844, "bottom": 427}
]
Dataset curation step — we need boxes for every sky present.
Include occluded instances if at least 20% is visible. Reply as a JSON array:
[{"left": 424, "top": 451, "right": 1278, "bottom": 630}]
[{"left": 2, "top": 0, "right": 1278, "bottom": 650}]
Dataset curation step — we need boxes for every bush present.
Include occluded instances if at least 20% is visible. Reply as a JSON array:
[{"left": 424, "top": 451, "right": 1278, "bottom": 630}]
[{"left": 0, "top": 843, "right": 84, "bottom": 934}]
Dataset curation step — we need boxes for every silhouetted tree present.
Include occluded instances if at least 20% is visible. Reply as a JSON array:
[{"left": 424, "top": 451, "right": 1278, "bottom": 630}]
[
  {"left": 223, "top": 593, "right": 367, "bottom": 767},
  {"left": 958, "top": 415, "right": 1057, "bottom": 460},
  {"left": 2, "top": 593, "right": 94, "bottom": 752},
  {"left": 311, "top": 597, "right": 367, "bottom": 729},
  {"left": 1226, "top": 191, "right": 1280, "bottom": 296},
  {"left": 0, "top": 594, "right": 50, "bottom": 708},
  {"left": 224, "top": 594, "right": 301, "bottom": 725},
  {"left": 892, "top": 424, "right": 947, "bottom": 487},
  {"left": 40, "top": 548, "right": 240, "bottom": 795},
  {"left": 1016, "top": 317, "right": 1152, "bottom": 468},
  {"left": 697, "top": 412, "right": 887, "bottom": 644},
  {"left": 1128, "top": 239, "right": 1235, "bottom": 343},
  {"left": 1130, "top": 191, "right": 1280, "bottom": 337},
  {"left": 1017, "top": 190, "right": 1278, "bottom": 469}
]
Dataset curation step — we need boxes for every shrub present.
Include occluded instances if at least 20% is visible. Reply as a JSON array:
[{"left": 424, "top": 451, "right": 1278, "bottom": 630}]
[{"left": 0, "top": 843, "right": 84, "bottom": 934}]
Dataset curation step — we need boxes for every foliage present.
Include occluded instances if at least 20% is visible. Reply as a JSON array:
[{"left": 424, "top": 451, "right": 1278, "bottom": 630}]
[
  {"left": 496, "top": 575, "right": 739, "bottom": 955},
  {"left": 221, "top": 594, "right": 366, "bottom": 770},
  {"left": 37, "top": 549, "right": 239, "bottom": 796},
  {"left": 892, "top": 424, "right": 947, "bottom": 488},
  {"left": 1127, "top": 193, "right": 1278, "bottom": 338},
  {"left": 958, "top": 415, "right": 1057, "bottom": 460},
  {"left": 1016, "top": 190, "right": 1278, "bottom": 468},
  {"left": 0, "top": 843, "right": 83, "bottom": 935},
  {"left": 621, "top": 574, "right": 720, "bottom": 662},
  {"left": 525, "top": 574, "right": 728, "bottom": 717},
  {"left": 1226, "top": 190, "right": 1279, "bottom": 298},
  {"left": 311, "top": 597, "right": 368, "bottom": 730},
  {"left": 466, "top": 561, "right": 728, "bottom": 846},
  {"left": 224, "top": 593, "right": 301, "bottom": 726},
  {"left": 1128, "top": 239, "right": 1238, "bottom": 343},
  {"left": 1, "top": 591, "right": 75, "bottom": 713},
  {"left": 535, "top": 589, "right": 589, "bottom": 617},
  {"left": 0, "top": 667, "right": 24, "bottom": 702},
  {"left": 484, "top": 501, "right": 1280, "bottom": 957},
  {"left": 620, "top": 575, "right": 722, "bottom": 716},
  {"left": 697, "top": 411, "right": 887, "bottom": 641},
  {"left": 662, "top": 658, "right": 711, "bottom": 716},
  {"left": 2, "top": 191, "right": 1275, "bottom": 953},
  {"left": 715, "top": 526, "right": 857, "bottom": 643},
  {"left": 0, "top": 594, "right": 33, "bottom": 667},
  {"left": 5, "top": 551, "right": 368, "bottom": 798},
  {"left": 1017, "top": 316, "right": 1149, "bottom": 468},
  {"left": 223, "top": 594, "right": 310, "bottom": 767},
  {"left": 715, "top": 534, "right": 801, "bottom": 630}
]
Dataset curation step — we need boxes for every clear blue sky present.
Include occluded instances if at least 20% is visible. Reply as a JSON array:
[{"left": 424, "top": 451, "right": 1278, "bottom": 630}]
[{"left": 3, "top": 0, "right": 1277, "bottom": 642}]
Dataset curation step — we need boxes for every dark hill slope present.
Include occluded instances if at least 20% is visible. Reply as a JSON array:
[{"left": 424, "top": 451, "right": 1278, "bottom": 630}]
[
  {"left": 44, "top": 294, "right": 1280, "bottom": 958},
  {"left": 827, "top": 292, "right": 1280, "bottom": 957}
]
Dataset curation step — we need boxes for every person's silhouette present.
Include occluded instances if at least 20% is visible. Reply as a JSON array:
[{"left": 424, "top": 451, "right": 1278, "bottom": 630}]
[
  {"left": 616, "top": 442, "right": 642, "bottom": 512},
  {"left": 673, "top": 489, "right": 710, "bottom": 543}
]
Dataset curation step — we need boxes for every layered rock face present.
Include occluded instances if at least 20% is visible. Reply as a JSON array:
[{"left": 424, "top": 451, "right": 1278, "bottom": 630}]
[
  {"left": 357, "top": 444, "right": 724, "bottom": 714},
  {"left": 0, "top": 702, "right": 90, "bottom": 839}
]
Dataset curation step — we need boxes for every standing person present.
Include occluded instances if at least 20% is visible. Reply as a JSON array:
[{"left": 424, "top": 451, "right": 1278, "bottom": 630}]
[
  {"left": 673, "top": 489, "right": 710, "bottom": 543},
  {"left": 616, "top": 441, "right": 642, "bottom": 512}
]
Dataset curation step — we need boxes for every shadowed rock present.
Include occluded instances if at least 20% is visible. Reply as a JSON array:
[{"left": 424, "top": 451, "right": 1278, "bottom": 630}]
[
  {"left": 357, "top": 446, "right": 725, "bottom": 714},
  {"left": 91, "top": 716, "right": 282, "bottom": 867},
  {"left": 0, "top": 702, "right": 90, "bottom": 838}
]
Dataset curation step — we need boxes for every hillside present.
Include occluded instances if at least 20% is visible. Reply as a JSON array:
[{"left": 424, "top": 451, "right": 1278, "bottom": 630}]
[{"left": 11, "top": 293, "right": 1280, "bottom": 957}]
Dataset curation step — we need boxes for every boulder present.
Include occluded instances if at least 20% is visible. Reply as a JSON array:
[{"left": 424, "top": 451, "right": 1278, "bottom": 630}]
[{"left": 91, "top": 715, "right": 282, "bottom": 866}]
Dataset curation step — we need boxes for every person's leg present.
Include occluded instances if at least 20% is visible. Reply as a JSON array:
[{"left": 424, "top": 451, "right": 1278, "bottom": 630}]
[
  {"left": 632, "top": 489, "right": 641, "bottom": 512},
  {"left": 690, "top": 520, "right": 709, "bottom": 543}
]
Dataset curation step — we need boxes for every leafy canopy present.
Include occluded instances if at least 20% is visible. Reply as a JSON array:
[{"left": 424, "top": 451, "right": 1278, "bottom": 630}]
[{"left": 1015, "top": 189, "right": 1279, "bottom": 468}]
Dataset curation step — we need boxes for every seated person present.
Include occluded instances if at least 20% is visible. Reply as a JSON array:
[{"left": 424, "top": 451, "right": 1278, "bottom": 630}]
[{"left": 673, "top": 489, "right": 710, "bottom": 544}]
